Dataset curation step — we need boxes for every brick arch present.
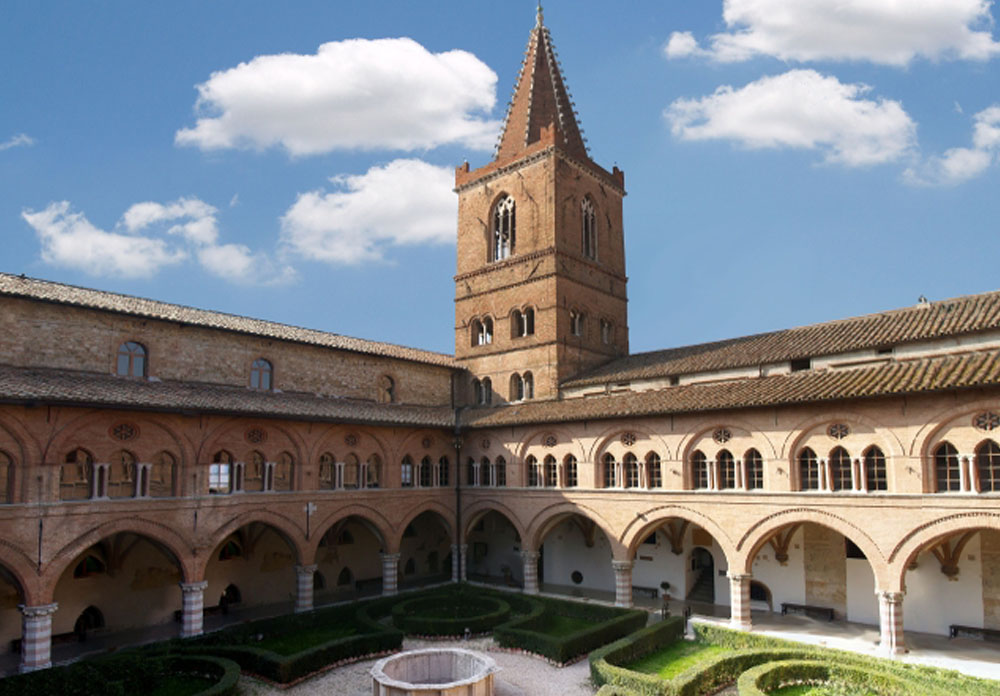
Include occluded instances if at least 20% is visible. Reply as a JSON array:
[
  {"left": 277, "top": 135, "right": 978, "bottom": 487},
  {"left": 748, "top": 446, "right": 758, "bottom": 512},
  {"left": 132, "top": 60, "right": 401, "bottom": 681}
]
[
  {"left": 676, "top": 417, "right": 778, "bottom": 463},
  {"left": 310, "top": 426, "right": 393, "bottom": 468},
  {"left": 526, "top": 502, "right": 623, "bottom": 559},
  {"left": 462, "top": 500, "right": 528, "bottom": 545},
  {"left": 395, "top": 429, "right": 454, "bottom": 463},
  {"left": 199, "top": 418, "right": 304, "bottom": 465},
  {"left": 587, "top": 424, "right": 673, "bottom": 463},
  {"left": 911, "top": 401, "right": 1000, "bottom": 460},
  {"left": 888, "top": 513, "right": 1000, "bottom": 590},
  {"left": 43, "top": 517, "right": 194, "bottom": 594},
  {"left": 736, "top": 507, "right": 889, "bottom": 587},
  {"left": 395, "top": 501, "right": 456, "bottom": 549},
  {"left": 197, "top": 510, "right": 306, "bottom": 578},
  {"left": 781, "top": 411, "right": 904, "bottom": 461},
  {"left": 306, "top": 505, "right": 394, "bottom": 561},
  {"left": 514, "top": 427, "right": 588, "bottom": 463},
  {"left": 0, "top": 411, "right": 39, "bottom": 466},
  {"left": 619, "top": 504, "right": 736, "bottom": 564},
  {"left": 44, "top": 410, "right": 191, "bottom": 464},
  {"left": 0, "top": 539, "right": 42, "bottom": 605}
]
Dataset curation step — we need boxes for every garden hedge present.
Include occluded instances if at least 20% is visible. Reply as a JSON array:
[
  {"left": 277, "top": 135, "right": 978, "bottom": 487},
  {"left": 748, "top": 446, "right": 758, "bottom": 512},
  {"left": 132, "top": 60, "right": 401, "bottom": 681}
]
[
  {"left": 391, "top": 594, "right": 511, "bottom": 635},
  {"left": 589, "top": 617, "right": 686, "bottom": 696}
]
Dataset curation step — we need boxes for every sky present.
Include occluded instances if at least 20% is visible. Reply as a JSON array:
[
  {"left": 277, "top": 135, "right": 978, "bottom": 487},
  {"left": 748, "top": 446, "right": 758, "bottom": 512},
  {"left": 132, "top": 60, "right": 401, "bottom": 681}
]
[{"left": 2, "top": 1, "right": 999, "bottom": 357}]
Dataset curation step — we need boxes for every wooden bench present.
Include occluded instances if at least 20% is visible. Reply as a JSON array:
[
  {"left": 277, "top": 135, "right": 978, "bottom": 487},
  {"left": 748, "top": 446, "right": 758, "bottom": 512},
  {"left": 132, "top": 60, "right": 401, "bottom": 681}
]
[
  {"left": 631, "top": 585, "right": 658, "bottom": 599},
  {"left": 950, "top": 624, "right": 1000, "bottom": 642},
  {"left": 780, "top": 602, "right": 834, "bottom": 622}
]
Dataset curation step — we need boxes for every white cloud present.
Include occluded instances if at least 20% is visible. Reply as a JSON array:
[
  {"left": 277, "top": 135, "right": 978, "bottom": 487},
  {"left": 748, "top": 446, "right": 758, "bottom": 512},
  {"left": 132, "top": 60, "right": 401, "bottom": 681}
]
[
  {"left": 176, "top": 38, "right": 500, "bottom": 155},
  {"left": 0, "top": 133, "right": 35, "bottom": 151},
  {"left": 23, "top": 197, "right": 294, "bottom": 285},
  {"left": 22, "top": 202, "right": 187, "bottom": 278},
  {"left": 905, "top": 105, "right": 1000, "bottom": 185},
  {"left": 665, "top": 70, "right": 916, "bottom": 167},
  {"left": 666, "top": 0, "right": 1000, "bottom": 66},
  {"left": 281, "top": 159, "right": 455, "bottom": 265}
]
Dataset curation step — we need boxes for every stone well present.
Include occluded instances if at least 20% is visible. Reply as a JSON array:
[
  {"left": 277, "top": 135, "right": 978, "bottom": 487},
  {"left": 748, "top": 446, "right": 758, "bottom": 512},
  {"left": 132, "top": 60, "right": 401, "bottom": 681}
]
[{"left": 370, "top": 648, "right": 499, "bottom": 696}]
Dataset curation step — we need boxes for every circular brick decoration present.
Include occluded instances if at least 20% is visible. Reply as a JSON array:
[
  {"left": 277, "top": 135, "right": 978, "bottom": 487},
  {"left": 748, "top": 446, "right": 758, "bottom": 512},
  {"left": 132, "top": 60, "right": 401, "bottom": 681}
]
[
  {"left": 712, "top": 428, "right": 732, "bottom": 444},
  {"left": 345, "top": 434, "right": 359, "bottom": 447},
  {"left": 620, "top": 432, "right": 636, "bottom": 446},
  {"left": 244, "top": 427, "right": 267, "bottom": 444},
  {"left": 828, "top": 423, "right": 850, "bottom": 440},
  {"left": 480, "top": 438, "right": 491, "bottom": 450},
  {"left": 109, "top": 423, "right": 138, "bottom": 441},
  {"left": 422, "top": 437, "right": 432, "bottom": 449},
  {"left": 974, "top": 411, "right": 1000, "bottom": 431},
  {"left": 543, "top": 435, "right": 557, "bottom": 448}
]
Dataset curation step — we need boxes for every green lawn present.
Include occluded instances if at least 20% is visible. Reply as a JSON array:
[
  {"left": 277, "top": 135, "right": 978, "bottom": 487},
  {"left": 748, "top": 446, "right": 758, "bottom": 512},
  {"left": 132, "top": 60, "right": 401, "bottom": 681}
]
[
  {"left": 626, "top": 640, "right": 730, "bottom": 679},
  {"left": 256, "top": 624, "right": 358, "bottom": 655},
  {"left": 534, "top": 613, "right": 593, "bottom": 637},
  {"left": 148, "top": 675, "right": 217, "bottom": 696},
  {"left": 771, "top": 686, "right": 877, "bottom": 696}
]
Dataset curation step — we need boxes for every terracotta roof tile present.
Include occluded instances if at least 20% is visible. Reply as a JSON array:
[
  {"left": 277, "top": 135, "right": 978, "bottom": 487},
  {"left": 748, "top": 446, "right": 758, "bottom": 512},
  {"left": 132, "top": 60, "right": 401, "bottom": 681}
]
[
  {"left": 463, "top": 349, "right": 1000, "bottom": 428},
  {"left": 0, "top": 273, "right": 458, "bottom": 369},
  {"left": 0, "top": 366, "right": 454, "bottom": 428},
  {"left": 564, "top": 290, "right": 1000, "bottom": 388}
]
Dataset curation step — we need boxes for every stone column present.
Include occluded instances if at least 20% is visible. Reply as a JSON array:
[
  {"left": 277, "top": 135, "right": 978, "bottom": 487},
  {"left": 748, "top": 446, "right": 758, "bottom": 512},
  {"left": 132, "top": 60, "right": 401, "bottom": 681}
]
[
  {"left": 612, "top": 560, "right": 634, "bottom": 608},
  {"left": 959, "top": 455, "right": 969, "bottom": 492},
  {"left": 179, "top": 581, "right": 208, "bottom": 638},
  {"left": 451, "top": 544, "right": 461, "bottom": 582},
  {"left": 877, "top": 590, "right": 906, "bottom": 656},
  {"left": 728, "top": 573, "right": 752, "bottom": 631},
  {"left": 19, "top": 603, "right": 57, "bottom": 673},
  {"left": 381, "top": 553, "right": 400, "bottom": 596},
  {"left": 521, "top": 550, "right": 541, "bottom": 594},
  {"left": 736, "top": 458, "right": 745, "bottom": 490},
  {"left": 295, "top": 564, "right": 317, "bottom": 613},
  {"left": 856, "top": 458, "right": 865, "bottom": 492},
  {"left": 459, "top": 544, "right": 469, "bottom": 581},
  {"left": 970, "top": 454, "right": 981, "bottom": 493},
  {"left": 708, "top": 459, "right": 717, "bottom": 491}
]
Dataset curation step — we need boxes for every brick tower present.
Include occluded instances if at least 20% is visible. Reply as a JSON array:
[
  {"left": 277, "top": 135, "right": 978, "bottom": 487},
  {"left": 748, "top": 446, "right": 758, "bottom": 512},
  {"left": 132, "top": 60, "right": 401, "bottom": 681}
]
[{"left": 454, "top": 6, "right": 628, "bottom": 404}]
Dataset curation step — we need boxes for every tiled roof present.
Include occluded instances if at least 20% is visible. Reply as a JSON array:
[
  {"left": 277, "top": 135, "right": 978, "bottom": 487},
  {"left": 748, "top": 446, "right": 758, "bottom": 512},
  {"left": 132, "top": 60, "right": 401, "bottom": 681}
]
[
  {"left": 462, "top": 349, "right": 1000, "bottom": 428},
  {"left": 0, "top": 366, "right": 454, "bottom": 428},
  {"left": 0, "top": 273, "right": 458, "bottom": 369},
  {"left": 564, "top": 290, "right": 1000, "bottom": 388}
]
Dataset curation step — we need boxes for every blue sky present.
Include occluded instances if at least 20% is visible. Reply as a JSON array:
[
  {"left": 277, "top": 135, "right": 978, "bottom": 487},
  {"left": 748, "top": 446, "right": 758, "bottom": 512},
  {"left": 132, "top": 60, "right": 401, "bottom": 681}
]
[{"left": 2, "top": 1, "right": 999, "bottom": 356}]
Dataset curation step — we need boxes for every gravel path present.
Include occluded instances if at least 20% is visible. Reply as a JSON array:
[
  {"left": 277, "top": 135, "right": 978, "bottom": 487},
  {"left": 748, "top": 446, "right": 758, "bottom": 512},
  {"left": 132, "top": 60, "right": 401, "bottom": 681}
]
[{"left": 239, "top": 637, "right": 598, "bottom": 696}]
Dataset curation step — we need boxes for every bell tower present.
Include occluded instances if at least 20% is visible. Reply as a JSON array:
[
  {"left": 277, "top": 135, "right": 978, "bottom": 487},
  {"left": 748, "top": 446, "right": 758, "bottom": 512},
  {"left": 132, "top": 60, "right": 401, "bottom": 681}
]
[{"left": 455, "top": 6, "right": 628, "bottom": 404}]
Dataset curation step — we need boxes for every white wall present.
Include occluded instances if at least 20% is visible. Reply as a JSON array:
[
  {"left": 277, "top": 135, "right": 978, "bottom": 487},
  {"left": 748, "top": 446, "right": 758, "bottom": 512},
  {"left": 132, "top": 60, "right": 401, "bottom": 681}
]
[
  {"left": 904, "top": 536, "right": 984, "bottom": 636},
  {"left": 749, "top": 527, "right": 806, "bottom": 610},
  {"left": 467, "top": 512, "right": 523, "bottom": 584},
  {"left": 205, "top": 528, "right": 297, "bottom": 609},
  {"left": 845, "top": 558, "right": 877, "bottom": 625},
  {"left": 315, "top": 519, "right": 384, "bottom": 597},
  {"left": 541, "top": 518, "right": 613, "bottom": 592}
]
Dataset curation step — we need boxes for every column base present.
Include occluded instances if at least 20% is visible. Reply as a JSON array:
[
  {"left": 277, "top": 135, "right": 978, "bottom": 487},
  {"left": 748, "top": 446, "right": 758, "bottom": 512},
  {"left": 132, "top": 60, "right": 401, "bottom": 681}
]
[
  {"left": 729, "top": 619, "right": 752, "bottom": 632},
  {"left": 20, "top": 662, "right": 51, "bottom": 674}
]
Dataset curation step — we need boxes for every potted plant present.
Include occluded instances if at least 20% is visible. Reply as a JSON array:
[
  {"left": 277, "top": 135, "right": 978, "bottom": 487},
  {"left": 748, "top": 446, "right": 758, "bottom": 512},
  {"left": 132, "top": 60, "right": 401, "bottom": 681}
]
[{"left": 660, "top": 581, "right": 671, "bottom": 618}]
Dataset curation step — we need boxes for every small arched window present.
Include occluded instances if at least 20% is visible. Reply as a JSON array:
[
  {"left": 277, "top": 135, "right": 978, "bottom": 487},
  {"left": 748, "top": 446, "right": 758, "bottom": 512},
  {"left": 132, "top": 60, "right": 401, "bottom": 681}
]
[
  {"left": 512, "top": 307, "right": 535, "bottom": 338},
  {"left": 367, "top": 454, "right": 382, "bottom": 488},
  {"left": 494, "top": 456, "right": 507, "bottom": 487},
  {"left": 492, "top": 195, "right": 515, "bottom": 261},
  {"left": 482, "top": 377, "right": 492, "bottom": 405},
  {"left": 250, "top": 358, "right": 272, "bottom": 390},
  {"left": 209, "top": 450, "right": 233, "bottom": 494},
  {"left": 934, "top": 441, "right": 961, "bottom": 492},
  {"left": 148, "top": 451, "right": 175, "bottom": 498},
  {"left": 526, "top": 455, "right": 539, "bottom": 487},
  {"left": 799, "top": 448, "right": 820, "bottom": 490},
  {"left": 107, "top": 450, "right": 136, "bottom": 499},
  {"left": 480, "top": 456, "right": 491, "bottom": 486},
  {"left": 570, "top": 310, "right": 585, "bottom": 337},
  {"left": 60, "top": 448, "right": 94, "bottom": 501},
  {"left": 245, "top": 451, "right": 266, "bottom": 492},
  {"left": 319, "top": 452, "right": 336, "bottom": 490},
  {"left": 471, "top": 319, "right": 483, "bottom": 347},
  {"left": 419, "top": 456, "right": 433, "bottom": 487},
  {"left": 73, "top": 554, "right": 106, "bottom": 578},
  {"left": 377, "top": 375, "right": 395, "bottom": 404},
  {"left": 438, "top": 456, "right": 450, "bottom": 487},
  {"left": 623, "top": 453, "right": 639, "bottom": 488},
  {"left": 0, "top": 451, "right": 12, "bottom": 503},
  {"left": 510, "top": 373, "right": 524, "bottom": 401},
  {"left": 603, "top": 453, "right": 617, "bottom": 488},
  {"left": 544, "top": 455, "right": 558, "bottom": 487},
  {"left": 116, "top": 341, "right": 147, "bottom": 378},
  {"left": 691, "top": 450, "right": 708, "bottom": 490},
  {"left": 718, "top": 450, "right": 736, "bottom": 490},
  {"left": 829, "top": 447, "right": 852, "bottom": 491},
  {"left": 466, "top": 457, "right": 476, "bottom": 486},
  {"left": 581, "top": 197, "right": 597, "bottom": 260},
  {"left": 600, "top": 319, "right": 613, "bottom": 345},
  {"left": 864, "top": 446, "right": 886, "bottom": 491},
  {"left": 646, "top": 452, "right": 662, "bottom": 489},
  {"left": 343, "top": 453, "right": 360, "bottom": 489},
  {"left": 273, "top": 451, "right": 294, "bottom": 492},
  {"left": 401, "top": 456, "right": 414, "bottom": 488},
  {"left": 337, "top": 567, "right": 353, "bottom": 587},
  {"left": 523, "top": 372, "right": 534, "bottom": 400},
  {"left": 745, "top": 449, "right": 764, "bottom": 490},
  {"left": 978, "top": 440, "right": 1000, "bottom": 492},
  {"left": 564, "top": 455, "right": 578, "bottom": 488}
]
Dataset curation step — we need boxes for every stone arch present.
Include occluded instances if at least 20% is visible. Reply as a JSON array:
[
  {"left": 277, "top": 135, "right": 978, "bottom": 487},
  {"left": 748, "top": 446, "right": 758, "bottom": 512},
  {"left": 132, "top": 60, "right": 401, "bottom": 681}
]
[
  {"left": 736, "top": 508, "right": 889, "bottom": 588},
  {"left": 395, "top": 501, "right": 456, "bottom": 549},
  {"left": 198, "top": 510, "right": 306, "bottom": 578},
  {"left": 888, "top": 512, "right": 1000, "bottom": 590},
  {"left": 44, "top": 517, "right": 193, "bottom": 594},
  {"left": 462, "top": 501, "right": 528, "bottom": 545},
  {"left": 781, "top": 410, "right": 904, "bottom": 461},
  {"left": 526, "top": 503, "right": 623, "bottom": 558},
  {"left": 676, "top": 417, "right": 778, "bottom": 462},
  {"left": 619, "top": 504, "right": 737, "bottom": 565},
  {"left": 306, "top": 505, "right": 394, "bottom": 561}
]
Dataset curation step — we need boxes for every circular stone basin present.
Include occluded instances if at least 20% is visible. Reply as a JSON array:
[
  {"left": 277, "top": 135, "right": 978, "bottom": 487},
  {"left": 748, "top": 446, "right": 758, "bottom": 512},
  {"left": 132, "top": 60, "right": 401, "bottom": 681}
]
[{"left": 371, "top": 648, "right": 499, "bottom": 696}]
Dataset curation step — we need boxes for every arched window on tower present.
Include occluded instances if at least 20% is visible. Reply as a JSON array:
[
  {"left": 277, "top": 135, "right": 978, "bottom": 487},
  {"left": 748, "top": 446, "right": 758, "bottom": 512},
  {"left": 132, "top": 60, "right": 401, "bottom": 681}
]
[
  {"left": 934, "top": 441, "right": 960, "bottom": 492},
  {"left": 512, "top": 307, "right": 535, "bottom": 338},
  {"left": 799, "top": 447, "right": 820, "bottom": 490},
  {"left": 581, "top": 197, "right": 597, "bottom": 260},
  {"left": 569, "top": 310, "right": 585, "bottom": 337},
  {"left": 470, "top": 319, "right": 483, "bottom": 348},
  {"left": 829, "top": 446, "right": 852, "bottom": 491},
  {"left": 376, "top": 374, "right": 395, "bottom": 404},
  {"left": 978, "top": 440, "right": 1000, "bottom": 492},
  {"left": 690, "top": 450, "right": 708, "bottom": 490},
  {"left": 600, "top": 319, "right": 613, "bottom": 345},
  {"left": 492, "top": 195, "right": 515, "bottom": 261},
  {"left": 482, "top": 377, "right": 492, "bottom": 405},
  {"left": 523, "top": 372, "right": 534, "bottom": 400},
  {"left": 116, "top": 341, "right": 147, "bottom": 378},
  {"left": 510, "top": 373, "right": 524, "bottom": 401},
  {"left": 479, "top": 317, "right": 494, "bottom": 345},
  {"left": 250, "top": 358, "right": 272, "bottom": 390},
  {"left": 864, "top": 446, "right": 886, "bottom": 491}
]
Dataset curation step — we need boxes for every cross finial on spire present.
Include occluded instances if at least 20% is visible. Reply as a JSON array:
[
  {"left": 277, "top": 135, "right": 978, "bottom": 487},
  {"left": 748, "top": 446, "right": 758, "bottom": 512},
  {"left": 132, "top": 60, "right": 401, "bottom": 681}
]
[{"left": 536, "top": 2, "right": 544, "bottom": 27}]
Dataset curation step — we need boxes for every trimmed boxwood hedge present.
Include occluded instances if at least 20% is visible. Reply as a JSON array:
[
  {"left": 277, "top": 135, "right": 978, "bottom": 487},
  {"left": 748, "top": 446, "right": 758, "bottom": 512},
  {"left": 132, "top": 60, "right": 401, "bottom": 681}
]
[
  {"left": 0, "top": 653, "right": 240, "bottom": 696},
  {"left": 392, "top": 594, "right": 511, "bottom": 635},
  {"left": 589, "top": 617, "right": 686, "bottom": 696},
  {"left": 736, "top": 658, "right": 917, "bottom": 696}
]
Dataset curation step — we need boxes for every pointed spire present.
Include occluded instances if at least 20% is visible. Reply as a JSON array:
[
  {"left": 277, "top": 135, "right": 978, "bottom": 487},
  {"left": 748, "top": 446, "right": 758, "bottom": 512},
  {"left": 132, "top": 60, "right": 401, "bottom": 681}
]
[{"left": 494, "top": 6, "right": 589, "bottom": 163}]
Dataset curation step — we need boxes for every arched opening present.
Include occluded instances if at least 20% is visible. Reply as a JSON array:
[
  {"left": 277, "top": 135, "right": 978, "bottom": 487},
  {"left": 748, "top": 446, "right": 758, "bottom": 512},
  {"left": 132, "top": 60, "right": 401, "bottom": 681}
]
[
  {"left": 689, "top": 548, "right": 715, "bottom": 604},
  {"left": 220, "top": 584, "right": 241, "bottom": 613},
  {"left": 536, "top": 513, "right": 615, "bottom": 602},
  {"left": 465, "top": 510, "right": 522, "bottom": 588},
  {"left": 204, "top": 522, "right": 299, "bottom": 622},
  {"left": 398, "top": 511, "right": 452, "bottom": 590},
  {"left": 747, "top": 522, "right": 880, "bottom": 625},
  {"left": 750, "top": 580, "right": 773, "bottom": 612},
  {"left": 315, "top": 515, "right": 386, "bottom": 602},
  {"left": 0, "top": 564, "right": 25, "bottom": 658},
  {"left": 52, "top": 532, "right": 184, "bottom": 654}
]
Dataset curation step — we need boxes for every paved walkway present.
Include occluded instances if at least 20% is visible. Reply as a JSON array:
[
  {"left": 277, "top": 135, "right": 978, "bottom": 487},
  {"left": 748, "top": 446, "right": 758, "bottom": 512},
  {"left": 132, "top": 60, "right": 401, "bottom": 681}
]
[{"left": 239, "top": 637, "right": 597, "bottom": 696}]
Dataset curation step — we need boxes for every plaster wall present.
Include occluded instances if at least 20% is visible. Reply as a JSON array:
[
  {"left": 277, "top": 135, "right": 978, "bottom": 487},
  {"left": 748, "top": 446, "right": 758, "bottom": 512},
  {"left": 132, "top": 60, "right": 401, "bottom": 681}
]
[
  {"left": 541, "top": 518, "right": 613, "bottom": 592},
  {"left": 749, "top": 527, "right": 807, "bottom": 610},
  {"left": 904, "top": 535, "right": 984, "bottom": 635},
  {"left": 845, "top": 558, "right": 878, "bottom": 625},
  {"left": 467, "top": 513, "right": 523, "bottom": 584}
]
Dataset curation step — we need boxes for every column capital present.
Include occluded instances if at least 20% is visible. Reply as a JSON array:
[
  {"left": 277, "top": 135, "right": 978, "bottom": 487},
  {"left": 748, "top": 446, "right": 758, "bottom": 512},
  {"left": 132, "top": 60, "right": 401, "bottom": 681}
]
[
  {"left": 19, "top": 603, "right": 58, "bottom": 618},
  {"left": 295, "top": 564, "right": 318, "bottom": 575},
  {"left": 876, "top": 589, "right": 905, "bottom": 603},
  {"left": 520, "top": 550, "right": 540, "bottom": 561},
  {"left": 726, "top": 572, "right": 752, "bottom": 582},
  {"left": 380, "top": 552, "right": 401, "bottom": 562},
  {"left": 179, "top": 581, "right": 208, "bottom": 594},
  {"left": 611, "top": 559, "right": 634, "bottom": 572}
]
